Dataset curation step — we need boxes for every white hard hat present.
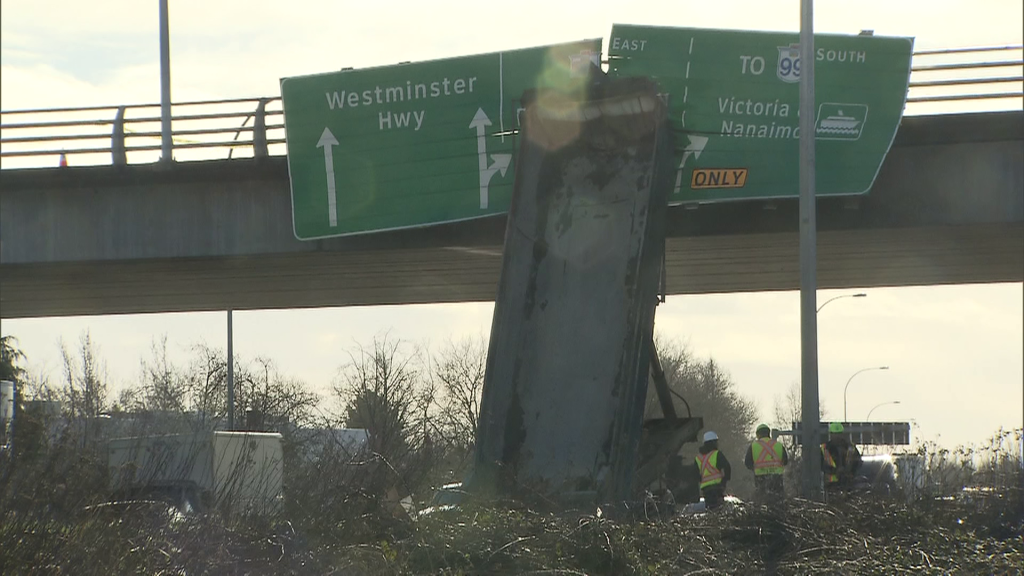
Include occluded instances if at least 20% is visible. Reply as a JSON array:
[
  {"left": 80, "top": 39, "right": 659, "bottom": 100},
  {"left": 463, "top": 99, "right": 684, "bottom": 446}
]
[{"left": 703, "top": 431, "right": 719, "bottom": 442}]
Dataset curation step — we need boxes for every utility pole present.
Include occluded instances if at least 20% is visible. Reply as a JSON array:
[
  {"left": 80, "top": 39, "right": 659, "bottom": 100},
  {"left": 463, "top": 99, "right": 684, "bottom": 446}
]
[
  {"left": 159, "top": 0, "right": 172, "bottom": 163},
  {"left": 227, "top": 310, "right": 234, "bottom": 430},
  {"left": 798, "top": 0, "right": 824, "bottom": 500}
]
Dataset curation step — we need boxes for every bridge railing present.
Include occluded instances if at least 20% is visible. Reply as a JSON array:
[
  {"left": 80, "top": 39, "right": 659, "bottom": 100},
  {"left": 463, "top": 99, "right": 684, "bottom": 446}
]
[
  {"left": 907, "top": 45, "right": 1023, "bottom": 113},
  {"left": 1, "top": 46, "right": 1021, "bottom": 169},
  {"left": 1, "top": 97, "right": 285, "bottom": 169}
]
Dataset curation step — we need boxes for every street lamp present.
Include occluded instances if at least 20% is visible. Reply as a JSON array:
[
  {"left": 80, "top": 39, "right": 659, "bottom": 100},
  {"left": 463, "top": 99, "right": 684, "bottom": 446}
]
[
  {"left": 817, "top": 292, "right": 867, "bottom": 313},
  {"left": 867, "top": 400, "right": 901, "bottom": 420},
  {"left": 159, "top": 0, "right": 172, "bottom": 163},
  {"left": 844, "top": 366, "right": 890, "bottom": 420}
]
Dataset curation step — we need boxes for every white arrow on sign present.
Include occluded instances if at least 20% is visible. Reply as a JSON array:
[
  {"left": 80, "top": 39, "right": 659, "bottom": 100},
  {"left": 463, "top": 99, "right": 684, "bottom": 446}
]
[
  {"left": 317, "top": 127, "right": 340, "bottom": 227},
  {"left": 469, "top": 108, "right": 512, "bottom": 209},
  {"left": 674, "top": 134, "right": 709, "bottom": 194}
]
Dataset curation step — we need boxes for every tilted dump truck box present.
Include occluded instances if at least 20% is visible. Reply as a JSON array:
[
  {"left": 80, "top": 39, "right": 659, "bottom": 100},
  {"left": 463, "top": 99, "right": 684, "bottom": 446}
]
[{"left": 473, "top": 75, "right": 678, "bottom": 503}]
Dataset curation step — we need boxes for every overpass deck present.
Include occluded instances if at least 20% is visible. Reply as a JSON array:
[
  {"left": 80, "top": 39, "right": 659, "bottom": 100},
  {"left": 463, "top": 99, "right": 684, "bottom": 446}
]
[{"left": 1, "top": 111, "right": 1021, "bottom": 318}]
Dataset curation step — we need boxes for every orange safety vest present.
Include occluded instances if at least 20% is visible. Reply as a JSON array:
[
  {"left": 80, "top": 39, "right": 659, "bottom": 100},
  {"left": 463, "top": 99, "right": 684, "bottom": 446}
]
[
  {"left": 751, "top": 438, "right": 785, "bottom": 476},
  {"left": 696, "top": 450, "right": 724, "bottom": 489},
  {"left": 821, "top": 443, "right": 839, "bottom": 484}
]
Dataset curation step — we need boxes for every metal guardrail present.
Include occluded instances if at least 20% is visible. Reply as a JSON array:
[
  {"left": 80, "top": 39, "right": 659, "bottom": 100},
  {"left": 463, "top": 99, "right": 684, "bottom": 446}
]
[
  {"left": 1, "top": 46, "right": 1021, "bottom": 168},
  {"left": 907, "top": 45, "right": 1023, "bottom": 104},
  {"left": 1, "top": 97, "right": 285, "bottom": 167}
]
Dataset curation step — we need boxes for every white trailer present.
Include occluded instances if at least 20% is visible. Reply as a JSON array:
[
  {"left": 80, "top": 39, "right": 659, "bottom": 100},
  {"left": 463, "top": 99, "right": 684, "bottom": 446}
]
[
  {"left": 1, "top": 380, "right": 13, "bottom": 448},
  {"left": 108, "top": 431, "right": 283, "bottom": 515}
]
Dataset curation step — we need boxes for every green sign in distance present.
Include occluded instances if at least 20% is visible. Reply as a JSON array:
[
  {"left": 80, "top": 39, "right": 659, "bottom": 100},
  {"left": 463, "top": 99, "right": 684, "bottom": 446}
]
[
  {"left": 281, "top": 40, "right": 601, "bottom": 239},
  {"left": 608, "top": 25, "right": 913, "bottom": 204}
]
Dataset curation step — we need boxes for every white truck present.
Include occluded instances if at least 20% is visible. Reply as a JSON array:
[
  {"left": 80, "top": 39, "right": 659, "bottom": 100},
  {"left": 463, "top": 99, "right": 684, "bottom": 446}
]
[
  {"left": 108, "top": 431, "right": 283, "bottom": 515},
  {"left": 1, "top": 380, "right": 13, "bottom": 449}
]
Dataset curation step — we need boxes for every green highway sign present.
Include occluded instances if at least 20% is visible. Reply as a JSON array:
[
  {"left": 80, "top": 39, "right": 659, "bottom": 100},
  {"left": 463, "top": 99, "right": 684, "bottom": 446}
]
[
  {"left": 609, "top": 25, "right": 913, "bottom": 204},
  {"left": 281, "top": 40, "right": 601, "bottom": 239}
]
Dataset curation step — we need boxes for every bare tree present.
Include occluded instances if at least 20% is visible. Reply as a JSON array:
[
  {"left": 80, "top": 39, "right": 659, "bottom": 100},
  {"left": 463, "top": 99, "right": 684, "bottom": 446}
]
[
  {"left": 131, "top": 339, "right": 225, "bottom": 429},
  {"left": 334, "top": 335, "right": 430, "bottom": 462},
  {"left": 184, "top": 343, "right": 229, "bottom": 427},
  {"left": 137, "top": 336, "right": 187, "bottom": 414},
  {"left": 16, "top": 371, "right": 59, "bottom": 403},
  {"left": 330, "top": 333, "right": 447, "bottom": 504},
  {"left": 646, "top": 339, "right": 757, "bottom": 438},
  {"left": 234, "top": 356, "right": 319, "bottom": 430},
  {"left": 644, "top": 337, "right": 758, "bottom": 499},
  {"left": 128, "top": 338, "right": 319, "bottom": 432},
  {"left": 769, "top": 382, "right": 832, "bottom": 496},
  {"left": 772, "top": 381, "right": 829, "bottom": 450},
  {"left": 58, "top": 331, "right": 108, "bottom": 420},
  {"left": 430, "top": 336, "right": 487, "bottom": 452}
]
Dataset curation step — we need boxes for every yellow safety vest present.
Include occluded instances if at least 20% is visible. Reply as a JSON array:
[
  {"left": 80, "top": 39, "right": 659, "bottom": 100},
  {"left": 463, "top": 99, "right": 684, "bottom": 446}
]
[
  {"left": 821, "top": 443, "right": 839, "bottom": 484},
  {"left": 696, "top": 450, "right": 724, "bottom": 489},
  {"left": 751, "top": 438, "right": 785, "bottom": 476}
]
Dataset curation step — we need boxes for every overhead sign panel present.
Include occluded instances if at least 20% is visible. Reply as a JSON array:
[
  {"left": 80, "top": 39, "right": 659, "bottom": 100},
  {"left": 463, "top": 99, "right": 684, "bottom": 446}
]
[
  {"left": 281, "top": 40, "right": 601, "bottom": 240},
  {"left": 609, "top": 25, "right": 913, "bottom": 204},
  {"left": 791, "top": 421, "right": 912, "bottom": 445}
]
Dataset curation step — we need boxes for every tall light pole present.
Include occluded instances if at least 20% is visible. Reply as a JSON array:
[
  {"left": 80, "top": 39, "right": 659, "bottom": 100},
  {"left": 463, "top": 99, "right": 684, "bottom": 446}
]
[
  {"left": 797, "top": 0, "right": 821, "bottom": 500},
  {"left": 844, "top": 366, "right": 890, "bottom": 420},
  {"left": 227, "top": 310, "right": 234, "bottom": 430},
  {"left": 159, "top": 0, "right": 172, "bottom": 163},
  {"left": 867, "top": 400, "right": 901, "bottom": 420},
  {"left": 817, "top": 292, "right": 867, "bottom": 313}
]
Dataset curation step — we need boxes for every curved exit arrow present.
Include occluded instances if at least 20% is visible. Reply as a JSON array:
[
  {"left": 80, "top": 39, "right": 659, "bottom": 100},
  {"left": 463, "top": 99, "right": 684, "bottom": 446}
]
[
  {"left": 674, "top": 134, "right": 709, "bottom": 194},
  {"left": 470, "top": 108, "right": 512, "bottom": 209}
]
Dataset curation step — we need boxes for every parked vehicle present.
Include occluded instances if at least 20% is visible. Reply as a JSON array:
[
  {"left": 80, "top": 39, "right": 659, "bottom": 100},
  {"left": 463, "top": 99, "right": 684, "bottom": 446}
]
[
  {"left": 851, "top": 454, "right": 899, "bottom": 496},
  {"left": 108, "top": 431, "right": 283, "bottom": 515}
]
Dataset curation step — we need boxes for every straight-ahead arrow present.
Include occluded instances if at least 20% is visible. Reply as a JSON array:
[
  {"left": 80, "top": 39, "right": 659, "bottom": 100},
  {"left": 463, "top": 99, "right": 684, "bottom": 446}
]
[
  {"left": 317, "top": 127, "right": 339, "bottom": 227},
  {"left": 674, "top": 134, "right": 709, "bottom": 194},
  {"left": 469, "top": 108, "right": 512, "bottom": 209},
  {"left": 469, "top": 108, "right": 491, "bottom": 167}
]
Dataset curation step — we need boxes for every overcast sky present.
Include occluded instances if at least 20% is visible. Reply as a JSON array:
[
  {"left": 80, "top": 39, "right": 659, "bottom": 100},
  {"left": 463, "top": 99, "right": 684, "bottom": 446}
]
[{"left": 2, "top": 0, "right": 1022, "bottom": 450}]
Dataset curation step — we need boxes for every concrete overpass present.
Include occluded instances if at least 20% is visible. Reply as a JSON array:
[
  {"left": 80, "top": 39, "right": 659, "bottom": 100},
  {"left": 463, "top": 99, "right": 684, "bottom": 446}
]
[{"left": 1, "top": 111, "right": 1021, "bottom": 319}]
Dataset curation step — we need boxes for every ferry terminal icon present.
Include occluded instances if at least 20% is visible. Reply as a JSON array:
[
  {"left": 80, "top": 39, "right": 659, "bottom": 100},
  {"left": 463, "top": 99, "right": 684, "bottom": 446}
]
[{"left": 815, "top": 103, "right": 869, "bottom": 140}]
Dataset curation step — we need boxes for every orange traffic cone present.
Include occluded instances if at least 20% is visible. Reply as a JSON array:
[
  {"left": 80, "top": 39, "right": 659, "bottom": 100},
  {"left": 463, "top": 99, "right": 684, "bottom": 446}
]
[{"left": 59, "top": 153, "right": 68, "bottom": 167}]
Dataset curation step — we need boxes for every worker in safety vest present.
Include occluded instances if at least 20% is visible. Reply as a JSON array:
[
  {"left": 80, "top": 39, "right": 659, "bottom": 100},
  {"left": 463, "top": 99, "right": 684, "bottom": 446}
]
[
  {"left": 821, "top": 422, "right": 862, "bottom": 490},
  {"left": 744, "top": 423, "right": 788, "bottom": 503},
  {"left": 695, "top": 430, "right": 731, "bottom": 510}
]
